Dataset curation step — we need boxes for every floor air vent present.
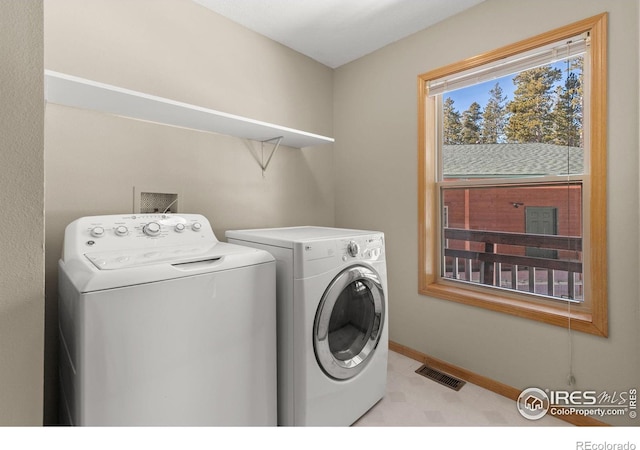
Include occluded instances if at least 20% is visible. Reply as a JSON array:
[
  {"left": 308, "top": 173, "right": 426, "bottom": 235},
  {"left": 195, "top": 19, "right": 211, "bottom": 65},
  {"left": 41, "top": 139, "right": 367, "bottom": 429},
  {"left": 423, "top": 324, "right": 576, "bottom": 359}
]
[{"left": 415, "top": 365, "right": 466, "bottom": 391}]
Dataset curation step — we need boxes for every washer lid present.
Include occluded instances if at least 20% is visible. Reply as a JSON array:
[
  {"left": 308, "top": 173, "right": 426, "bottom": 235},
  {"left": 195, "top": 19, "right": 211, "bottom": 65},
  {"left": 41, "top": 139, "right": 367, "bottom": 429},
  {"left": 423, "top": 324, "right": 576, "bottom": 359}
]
[
  {"left": 61, "top": 241, "right": 274, "bottom": 293},
  {"left": 84, "top": 244, "right": 219, "bottom": 270}
]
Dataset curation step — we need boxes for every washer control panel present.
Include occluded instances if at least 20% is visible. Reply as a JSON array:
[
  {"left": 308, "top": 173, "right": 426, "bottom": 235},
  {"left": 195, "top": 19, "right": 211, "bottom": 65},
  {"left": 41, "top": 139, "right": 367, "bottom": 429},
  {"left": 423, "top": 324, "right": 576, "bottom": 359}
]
[{"left": 62, "top": 214, "right": 217, "bottom": 264}]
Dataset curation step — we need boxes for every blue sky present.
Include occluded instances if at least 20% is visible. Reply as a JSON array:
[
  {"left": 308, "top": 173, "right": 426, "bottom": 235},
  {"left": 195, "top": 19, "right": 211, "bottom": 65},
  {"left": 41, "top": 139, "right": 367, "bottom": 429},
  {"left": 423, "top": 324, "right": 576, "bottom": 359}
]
[
  {"left": 447, "top": 75, "right": 514, "bottom": 114},
  {"left": 446, "top": 60, "right": 578, "bottom": 114}
]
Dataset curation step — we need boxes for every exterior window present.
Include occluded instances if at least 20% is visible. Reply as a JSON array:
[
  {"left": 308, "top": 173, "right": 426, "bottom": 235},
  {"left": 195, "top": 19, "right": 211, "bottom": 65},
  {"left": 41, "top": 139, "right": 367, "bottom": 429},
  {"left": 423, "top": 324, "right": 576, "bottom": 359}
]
[{"left": 418, "top": 14, "right": 607, "bottom": 336}]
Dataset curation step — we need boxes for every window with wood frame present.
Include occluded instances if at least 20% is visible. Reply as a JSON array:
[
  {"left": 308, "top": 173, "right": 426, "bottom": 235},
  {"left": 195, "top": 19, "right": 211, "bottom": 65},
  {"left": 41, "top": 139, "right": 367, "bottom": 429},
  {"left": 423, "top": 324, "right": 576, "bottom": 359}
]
[{"left": 418, "top": 14, "right": 607, "bottom": 336}]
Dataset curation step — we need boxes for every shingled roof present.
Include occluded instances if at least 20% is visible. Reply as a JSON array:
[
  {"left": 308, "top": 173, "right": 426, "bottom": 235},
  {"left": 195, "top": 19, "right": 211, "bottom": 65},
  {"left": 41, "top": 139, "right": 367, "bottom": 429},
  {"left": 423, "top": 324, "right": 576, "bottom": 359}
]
[{"left": 442, "top": 143, "right": 583, "bottom": 178}]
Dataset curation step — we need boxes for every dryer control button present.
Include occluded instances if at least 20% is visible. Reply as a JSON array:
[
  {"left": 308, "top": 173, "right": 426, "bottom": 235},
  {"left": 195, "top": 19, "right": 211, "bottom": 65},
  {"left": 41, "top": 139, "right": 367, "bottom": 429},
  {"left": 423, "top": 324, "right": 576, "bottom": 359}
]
[
  {"left": 192, "top": 222, "right": 202, "bottom": 232},
  {"left": 143, "top": 222, "right": 161, "bottom": 236},
  {"left": 174, "top": 223, "right": 186, "bottom": 233},
  {"left": 347, "top": 241, "right": 360, "bottom": 257}
]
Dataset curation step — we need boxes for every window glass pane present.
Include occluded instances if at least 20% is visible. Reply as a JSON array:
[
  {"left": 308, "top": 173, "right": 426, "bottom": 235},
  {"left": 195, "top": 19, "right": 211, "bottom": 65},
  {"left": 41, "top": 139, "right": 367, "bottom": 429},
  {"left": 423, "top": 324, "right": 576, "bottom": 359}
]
[
  {"left": 441, "top": 56, "right": 583, "bottom": 181},
  {"left": 441, "top": 184, "right": 583, "bottom": 301}
]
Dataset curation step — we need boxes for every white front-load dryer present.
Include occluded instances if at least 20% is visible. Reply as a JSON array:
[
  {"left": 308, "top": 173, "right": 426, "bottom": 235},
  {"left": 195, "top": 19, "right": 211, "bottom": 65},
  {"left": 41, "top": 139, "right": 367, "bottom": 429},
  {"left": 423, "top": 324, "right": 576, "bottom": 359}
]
[
  {"left": 227, "top": 226, "right": 388, "bottom": 426},
  {"left": 58, "top": 214, "right": 277, "bottom": 426}
]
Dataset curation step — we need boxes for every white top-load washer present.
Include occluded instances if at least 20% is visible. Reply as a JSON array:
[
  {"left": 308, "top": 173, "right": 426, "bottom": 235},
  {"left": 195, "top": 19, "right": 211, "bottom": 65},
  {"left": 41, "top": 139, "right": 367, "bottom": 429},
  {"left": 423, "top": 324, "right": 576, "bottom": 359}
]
[
  {"left": 226, "top": 226, "right": 388, "bottom": 426},
  {"left": 58, "top": 213, "right": 276, "bottom": 426}
]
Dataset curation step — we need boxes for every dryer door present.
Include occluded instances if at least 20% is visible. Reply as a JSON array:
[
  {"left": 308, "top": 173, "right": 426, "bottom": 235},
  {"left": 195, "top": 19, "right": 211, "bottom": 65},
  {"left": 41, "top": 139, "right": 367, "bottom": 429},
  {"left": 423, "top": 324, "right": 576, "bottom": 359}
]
[{"left": 313, "top": 265, "right": 385, "bottom": 380}]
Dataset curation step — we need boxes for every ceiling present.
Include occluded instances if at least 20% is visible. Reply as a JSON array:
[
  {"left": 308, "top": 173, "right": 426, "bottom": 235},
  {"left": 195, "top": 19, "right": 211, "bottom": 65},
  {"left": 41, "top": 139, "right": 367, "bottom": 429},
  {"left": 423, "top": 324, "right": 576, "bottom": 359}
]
[{"left": 192, "top": 0, "right": 485, "bottom": 68}]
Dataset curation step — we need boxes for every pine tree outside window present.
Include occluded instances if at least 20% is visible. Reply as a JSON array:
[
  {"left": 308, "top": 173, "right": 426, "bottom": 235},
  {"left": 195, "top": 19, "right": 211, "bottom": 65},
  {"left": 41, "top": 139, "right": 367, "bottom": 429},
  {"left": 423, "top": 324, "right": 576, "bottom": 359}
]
[{"left": 417, "top": 14, "right": 607, "bottom": 336}]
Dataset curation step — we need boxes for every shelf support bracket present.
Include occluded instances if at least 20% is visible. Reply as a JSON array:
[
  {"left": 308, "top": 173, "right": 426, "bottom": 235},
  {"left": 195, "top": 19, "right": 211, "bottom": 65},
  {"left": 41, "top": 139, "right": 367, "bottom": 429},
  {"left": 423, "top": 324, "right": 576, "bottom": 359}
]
[{"left": 260, "top": 136, "right": 283, "bottom": 174}]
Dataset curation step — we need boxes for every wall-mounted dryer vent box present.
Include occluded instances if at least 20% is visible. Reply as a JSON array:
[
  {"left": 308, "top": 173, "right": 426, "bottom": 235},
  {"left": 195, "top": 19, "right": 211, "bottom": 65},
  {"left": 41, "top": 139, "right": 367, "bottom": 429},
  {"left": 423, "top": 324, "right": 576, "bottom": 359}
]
[{"left": 140, "top": 192, "right": 178, "bottom": 214}]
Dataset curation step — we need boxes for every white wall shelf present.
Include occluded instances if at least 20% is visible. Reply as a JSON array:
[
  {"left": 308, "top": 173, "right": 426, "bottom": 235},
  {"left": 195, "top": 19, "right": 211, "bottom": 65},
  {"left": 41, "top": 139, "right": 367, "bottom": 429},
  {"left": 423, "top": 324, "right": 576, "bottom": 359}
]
[{"left": 44, "top": 70, "right": 334, "bottom": 149}]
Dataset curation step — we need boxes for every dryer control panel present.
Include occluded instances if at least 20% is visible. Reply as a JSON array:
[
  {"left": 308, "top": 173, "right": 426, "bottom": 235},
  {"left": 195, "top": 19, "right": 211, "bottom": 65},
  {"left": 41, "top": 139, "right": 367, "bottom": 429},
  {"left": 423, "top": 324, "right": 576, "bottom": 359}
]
[
  {"left": 295, "top": 233, "right": 385, "bottom": 279},
  {"left": 340, "top": 235, "right": 384, "bottom": 262},
  {"left": 62, "top": 214, "right": 217, "bottom": 265},
  {"left": 300, "top": 235, "right": 384, "bottom": 263}
]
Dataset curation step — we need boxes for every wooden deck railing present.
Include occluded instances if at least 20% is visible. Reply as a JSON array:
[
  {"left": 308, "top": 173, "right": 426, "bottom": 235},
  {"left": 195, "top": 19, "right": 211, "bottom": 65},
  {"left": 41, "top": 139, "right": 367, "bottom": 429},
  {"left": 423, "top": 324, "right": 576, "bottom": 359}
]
[{"left": 443, "top": 228, "right": 583, "bottom": 300}]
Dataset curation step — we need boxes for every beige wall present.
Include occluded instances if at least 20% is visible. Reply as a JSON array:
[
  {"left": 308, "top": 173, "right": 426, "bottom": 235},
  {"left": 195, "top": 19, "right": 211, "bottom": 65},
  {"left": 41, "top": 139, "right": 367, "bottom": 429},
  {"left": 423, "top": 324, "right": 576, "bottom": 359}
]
[
  {"left": 334, "top": 0, "right": 640, "bottom": 425},
  {"left": 0, "top": 1, "right": 45, "bottom": 425},
  {"left": 44, "top": 0, "right": 334, "bottom": 423}
]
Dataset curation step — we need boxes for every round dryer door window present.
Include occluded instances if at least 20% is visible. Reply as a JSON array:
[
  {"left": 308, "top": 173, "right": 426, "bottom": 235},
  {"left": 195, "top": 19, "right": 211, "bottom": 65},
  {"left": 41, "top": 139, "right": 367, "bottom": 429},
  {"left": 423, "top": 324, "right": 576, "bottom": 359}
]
[{"left": 313, "top": 265, "right": 385, "bottom": 380}]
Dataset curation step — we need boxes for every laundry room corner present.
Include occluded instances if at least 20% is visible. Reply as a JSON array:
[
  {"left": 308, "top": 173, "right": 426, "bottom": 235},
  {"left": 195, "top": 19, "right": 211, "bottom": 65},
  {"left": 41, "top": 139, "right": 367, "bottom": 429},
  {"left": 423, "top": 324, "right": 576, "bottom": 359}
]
[{"left": 42, "top": 0, "right": 334, "bottom": 425}]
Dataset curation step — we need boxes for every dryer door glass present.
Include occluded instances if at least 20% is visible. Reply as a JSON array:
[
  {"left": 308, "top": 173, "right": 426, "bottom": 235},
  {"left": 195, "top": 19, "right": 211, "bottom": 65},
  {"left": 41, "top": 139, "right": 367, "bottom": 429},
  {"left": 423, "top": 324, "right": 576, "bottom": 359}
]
[{"left": 314, "top": 265, "right": 385, "bottom": 380}]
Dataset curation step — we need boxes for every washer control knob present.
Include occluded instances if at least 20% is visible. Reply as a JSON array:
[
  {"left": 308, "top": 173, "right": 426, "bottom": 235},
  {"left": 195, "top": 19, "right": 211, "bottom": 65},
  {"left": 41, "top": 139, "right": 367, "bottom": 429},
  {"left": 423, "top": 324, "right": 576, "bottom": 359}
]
[
  {"left": 192, "top": 222, "right": 202, "bottom": 232},
  {"left": 347, "top": 240, "right": 360, "bottom": 257},
  {"left": 174, "top": 223, "right": 186, "bottom": 233},
  {"left": 90, "top": 226, "right": 105, "bottom": 238},
  {"left": 114, "top": 225, "right": 128, "bottom": 236},
  {"left": 143, "top": 222, "right": 161, "bottom": 236}
]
